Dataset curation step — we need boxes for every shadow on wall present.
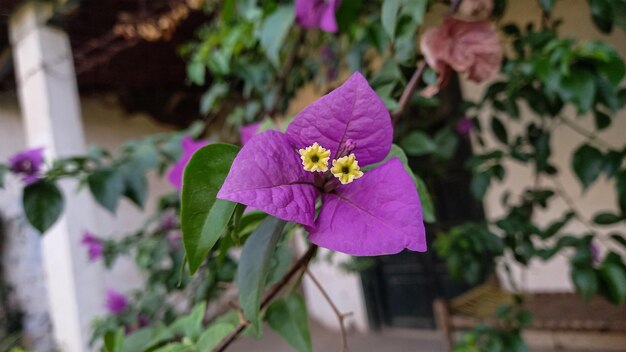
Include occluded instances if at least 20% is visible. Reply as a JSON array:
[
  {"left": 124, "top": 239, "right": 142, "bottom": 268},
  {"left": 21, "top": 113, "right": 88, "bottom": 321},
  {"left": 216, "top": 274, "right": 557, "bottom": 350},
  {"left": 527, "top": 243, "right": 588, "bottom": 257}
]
[{"left": 0, "top": 212, "right": 55, "bottom": 351}]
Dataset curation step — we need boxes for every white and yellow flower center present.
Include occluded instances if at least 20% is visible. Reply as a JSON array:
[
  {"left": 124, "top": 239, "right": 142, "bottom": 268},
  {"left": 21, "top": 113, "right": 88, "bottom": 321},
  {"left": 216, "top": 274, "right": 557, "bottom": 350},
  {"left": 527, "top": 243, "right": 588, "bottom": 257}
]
[
  {"left": 299, "top": 143, "right": 331, "bottom": 172},
  {"left": 331, "top": 153, "right": 363, "bottom": 185}
]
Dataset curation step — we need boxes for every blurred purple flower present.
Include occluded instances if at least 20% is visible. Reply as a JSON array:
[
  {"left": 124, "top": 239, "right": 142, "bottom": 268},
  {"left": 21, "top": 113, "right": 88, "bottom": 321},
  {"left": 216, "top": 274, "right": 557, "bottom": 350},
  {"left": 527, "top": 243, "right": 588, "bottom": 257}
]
[
  {"left": 81, "top": 231, "right": 103, "bottom": 262},
  {"left": 166, "top": 230, "right": 182, "bottom": 252},
  {"left": 240, "top": 122, "right": 261, "bottom": 146},
  {"left": 217, "top": 72, "right": 426, "bottom": 256},
  {"left": 105, "top": 289, "right": 128, "bottom": 315},
  {"left": 159, "top": 209, "right": 179, "bottom": 231},
  {"left": 8, "top": 147, "right": 45, "bottom": 185},
  {"left": 167, "top": 136, "right": 209, "bottom": 190},
  {"left": 456, "top": 117, "right": 474, "bottom": 136},
  {"left": 295, "top": 0, "right": 341, "bottom": 33}
]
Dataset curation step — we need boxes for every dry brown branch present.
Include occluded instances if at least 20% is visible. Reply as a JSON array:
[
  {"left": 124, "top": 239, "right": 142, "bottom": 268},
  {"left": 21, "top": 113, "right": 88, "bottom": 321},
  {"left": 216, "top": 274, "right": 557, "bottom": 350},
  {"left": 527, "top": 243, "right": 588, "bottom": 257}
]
[{"left": 305, "top": 269, "right": 353, "bottom": 352}]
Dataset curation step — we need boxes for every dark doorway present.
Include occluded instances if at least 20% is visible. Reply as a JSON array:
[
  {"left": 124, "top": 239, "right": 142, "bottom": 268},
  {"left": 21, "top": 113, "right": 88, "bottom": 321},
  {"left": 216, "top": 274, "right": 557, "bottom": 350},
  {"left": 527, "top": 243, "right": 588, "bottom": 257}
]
[{"left": 362, "top": 75, "right": 485, "bottom": 329}]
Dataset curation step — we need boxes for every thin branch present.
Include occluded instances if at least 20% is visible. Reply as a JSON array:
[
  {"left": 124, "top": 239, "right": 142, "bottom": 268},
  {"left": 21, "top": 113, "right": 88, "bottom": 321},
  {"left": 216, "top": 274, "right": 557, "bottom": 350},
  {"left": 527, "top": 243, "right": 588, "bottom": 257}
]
[
  {"left": 391, "top": 61, "right": 427, "bottom": 125},
  {"left": 214, "top": 245, "right": 318, "bottom": 352},
  {"left": 558, "top": 116, "right": 615, "bottom": 150},
  {"left": 305, "top": 269, "right": 353, "bottom": 352}
]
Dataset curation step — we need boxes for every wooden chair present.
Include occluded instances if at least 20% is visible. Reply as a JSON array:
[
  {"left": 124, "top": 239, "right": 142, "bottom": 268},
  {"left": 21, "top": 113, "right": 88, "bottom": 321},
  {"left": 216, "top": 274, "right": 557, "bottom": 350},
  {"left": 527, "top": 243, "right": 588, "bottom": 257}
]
[{"left": 433, "top": 280, "right": 626, "bottom": 351}]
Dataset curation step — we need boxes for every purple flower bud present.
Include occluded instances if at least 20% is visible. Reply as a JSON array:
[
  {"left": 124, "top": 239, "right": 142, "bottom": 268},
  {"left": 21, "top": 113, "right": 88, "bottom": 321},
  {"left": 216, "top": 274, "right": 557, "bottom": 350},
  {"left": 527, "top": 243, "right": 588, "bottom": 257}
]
[
  {"left": 81, "top": 231, "right": 103, "bottom": 262},
  {"left": 455, "top": 117, "right": 474, "bottom": 136},
  {"left": 105, "top": 289, "right": 128, "bottom": 315},
  {"left": 8, "top": 147, "right": 45, "bottom": 185}
]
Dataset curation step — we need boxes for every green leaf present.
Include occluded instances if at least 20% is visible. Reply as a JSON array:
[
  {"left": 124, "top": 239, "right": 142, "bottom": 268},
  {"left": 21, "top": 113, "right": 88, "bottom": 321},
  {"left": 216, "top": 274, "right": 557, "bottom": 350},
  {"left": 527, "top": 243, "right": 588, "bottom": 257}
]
[
  {"left": 572, "top": 267, "right": 598, "bottom": 301},
  {"left": 589, "top": 0, "right": 614, "bottom": 33},
  {"left": 104, "top": 328, "right": 125, "bottom": 352},
  {"left": 594, "top": 110, "right": 611, "bottom": 130},
  {"left": 433, "top": 128, "right": 459, "bottom": 160},
  {"left": 381, "top": 0, "right": 401, "bottom": 40},
  {"left": 259, "top": 5, "right": 295, "bottom": 67},
  {"left": 610, "top": 233, "right": 626, "bottom": 250},
  {"left": 266, "top": 238, "right": 293, "bottom": 287},
  {"left": 399, "top": 131, "right": 436, "bottom": 156},
  {"left": 169, "top": 302, "right": 206, "bottom": 340},
  {"left": 200, "top": 82, "right": 230, "bottom": 115},
  {"left": 181, "top": 144, "right": 240, "bottom": 274},
  {"left": 471, "top": 173, "right": 490, "bottom": 200},
  {"left": 236, "top": 216, "right": 286, "bottom": 336},
  {"left": 120, "top": 164, "right": 148, "bottom": 208},
  {"left": 23, "top": 180, "right": 64, "bottom": 233},
  {"left": 558, "top": 68, "right": 596, "bottom": 113},
  {"left": 490, "top": 116, "right": 508, "bottom": 144},
  {"left": 88, "top": 168, "right": 125, "bottom": 213},
  {"left": 266, "top": 293, "right": 312, "bottom": 352},
  {"left": 599, "top": 254, "right": 626, "bottom": 304},
  {"left": 196, "top": 323, "right": 235, "bottom": 352},
  {"left": 572, "top": 144, "right": 604, "bottom": 190},
  {"left": 187, "top": 61, "right": 205, "bottom": 85},
  {"left": 593, "top": 212, "right": 623, "bottom": 225}
]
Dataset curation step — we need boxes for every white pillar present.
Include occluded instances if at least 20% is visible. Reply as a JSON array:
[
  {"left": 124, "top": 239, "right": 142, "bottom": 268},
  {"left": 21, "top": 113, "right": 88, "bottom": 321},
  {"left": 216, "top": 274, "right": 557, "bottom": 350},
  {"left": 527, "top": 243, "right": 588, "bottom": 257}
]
[{"left": 9, "top": 3, "right": 105, "bottom": 351}]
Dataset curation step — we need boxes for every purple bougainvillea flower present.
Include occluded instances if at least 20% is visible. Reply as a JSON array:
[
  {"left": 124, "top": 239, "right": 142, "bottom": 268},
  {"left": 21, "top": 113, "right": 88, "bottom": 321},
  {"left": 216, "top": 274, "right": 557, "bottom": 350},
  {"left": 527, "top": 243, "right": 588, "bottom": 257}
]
[
  {"left": 456, "top": 117, "right": 474, "bottom": 136},
  {"left": 295, "top": 0, "right": 341, "bottom": 33},
  {"left": 8, "top": 147, "right": 45, "bottom": 185},
  {"left": 105, "top": 289, "right": 128, "bottom": 314},
  {"left": 218, "top": 72, "right": 426, "bottom": 256},
  {"left": 240, "top": 122, "right": 261, "bottom": 146},
  {"left": 167, "top": 136, "right": 209, "bottom": 190},
  {"left": 81, "top": 231, "right": 103, "bottom": 262}
]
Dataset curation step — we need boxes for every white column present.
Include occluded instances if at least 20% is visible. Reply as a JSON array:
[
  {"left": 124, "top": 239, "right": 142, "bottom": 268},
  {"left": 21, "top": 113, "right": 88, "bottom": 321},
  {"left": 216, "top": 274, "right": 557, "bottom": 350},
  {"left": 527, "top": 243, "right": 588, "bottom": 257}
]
[{"left": 9, "top": 3, "right": 105, "bottom": 351}]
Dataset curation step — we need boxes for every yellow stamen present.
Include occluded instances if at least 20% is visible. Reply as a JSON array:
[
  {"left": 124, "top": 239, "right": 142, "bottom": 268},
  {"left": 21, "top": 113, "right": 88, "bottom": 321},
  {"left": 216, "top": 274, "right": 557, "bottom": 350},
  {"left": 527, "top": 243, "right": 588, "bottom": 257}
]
[
  {"left": 331, "top": 153, "right": 363, "bottom": 184},
  {"left": 298, "top": 143, "right": 331, "bottom": 172}
]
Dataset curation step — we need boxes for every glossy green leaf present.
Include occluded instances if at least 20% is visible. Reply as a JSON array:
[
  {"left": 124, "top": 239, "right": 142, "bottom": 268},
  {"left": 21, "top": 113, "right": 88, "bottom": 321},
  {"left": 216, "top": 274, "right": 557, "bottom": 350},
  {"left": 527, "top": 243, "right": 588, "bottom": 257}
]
[
  {"left": 236, "top": 216, "right": 286, "bottom": 336},
  {"left": 266, "top": 238, "right": 293, "bottom": 287},
  {"left": 88, "top": 168, "right": 125, "bottom": 213},
  {"left": 572, "top": 267, "right": 598, "bottom": 301},
  {"left": 558, "top": 69, "right": 596, "bottom": 113},
  {"left": 572, "top": 144, "right": 603, "bottom": 190},
  {"left": 23, "top": 180, "right": 64, "bottom": 234},
  {"left": 266, "top": 293, "right": 312, "bottom": 352},
  {"left": 594, "top": 110, "right": 611, "bottom": 130},
  {"left": 181, "top": 144, "right": 239, "bottom": 274},
  {"left": 196, "top": 323, "right": 235, "bottom": 352},
  {"left": 259, "top": 5, "right": 294, "bottom": 67}
]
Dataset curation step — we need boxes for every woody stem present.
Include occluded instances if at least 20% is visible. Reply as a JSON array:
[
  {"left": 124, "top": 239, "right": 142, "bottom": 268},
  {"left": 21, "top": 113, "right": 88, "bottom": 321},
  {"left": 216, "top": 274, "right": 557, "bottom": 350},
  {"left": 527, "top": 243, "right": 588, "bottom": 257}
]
[{"left": 391, "top": 61, "right": 427, "bottom": 126}]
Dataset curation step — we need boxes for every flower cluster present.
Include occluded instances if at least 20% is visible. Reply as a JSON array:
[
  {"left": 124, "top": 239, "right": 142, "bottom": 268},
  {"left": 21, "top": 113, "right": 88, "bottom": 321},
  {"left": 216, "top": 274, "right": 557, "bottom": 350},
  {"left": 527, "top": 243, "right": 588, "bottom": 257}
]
[
  {"left": 218, "top": 72, "right": 427, "bottom": 256},
  {"left": 7, "top": 147, "right": 45, "bottom": 185},
  {"left": 81, "top": 231, "right": 104, "bottom": 262}
]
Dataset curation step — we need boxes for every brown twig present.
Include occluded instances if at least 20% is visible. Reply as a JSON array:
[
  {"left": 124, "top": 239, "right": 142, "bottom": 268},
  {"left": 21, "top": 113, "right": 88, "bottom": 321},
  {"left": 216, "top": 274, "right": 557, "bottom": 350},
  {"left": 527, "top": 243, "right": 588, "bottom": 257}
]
[
  {"left": 557, "top": 116, "right": 615, "bottom": 150},
  {"left": 305, "top": 269, "right": 353, "bottom": 352},
  {"left": 391, "top": 61, "right": 427, "bottom": 125},
  {"left": 214, "top": 245, "right": 318, "bottom": 352}
]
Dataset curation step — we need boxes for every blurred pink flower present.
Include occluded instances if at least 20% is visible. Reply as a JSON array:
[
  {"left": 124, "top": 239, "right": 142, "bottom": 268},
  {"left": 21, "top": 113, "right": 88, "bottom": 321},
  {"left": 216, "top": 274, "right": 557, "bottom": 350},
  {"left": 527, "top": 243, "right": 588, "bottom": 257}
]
[
  {"left": 295, "top": 0, "right": 341, "bottom": 33},
  {"left": 420, "top": 16, "right": 502, "bottom": 96},
  {"left": 105, "top": 289, "right": 128, "bottom": 314},
  {"left": 8, "top": 147, "right": 45, "bottom": 185},
  {"left": 167, "top": 136, "right": 209, "bottom": 190},
  {"left": 81, "top": 231, "right": 103, "bottom": 262}
]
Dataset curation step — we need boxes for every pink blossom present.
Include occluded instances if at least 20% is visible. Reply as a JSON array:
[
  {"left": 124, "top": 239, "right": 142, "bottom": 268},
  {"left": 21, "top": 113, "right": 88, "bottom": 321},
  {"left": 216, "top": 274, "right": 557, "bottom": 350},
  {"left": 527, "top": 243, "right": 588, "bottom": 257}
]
[
  {"left": 420, "top": 16, "right": 502, "bottom": 96},
  {"left": 81, "top": 231, "right": 103, "bottom": 262}
]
